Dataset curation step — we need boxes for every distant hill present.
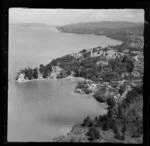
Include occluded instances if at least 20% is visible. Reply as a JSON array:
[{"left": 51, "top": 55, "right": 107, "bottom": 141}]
[
  {"left": 57, "top": 21, "right": 144, "bottom": 41},
  {"left": 10, "top": 23, "right": 47, "bottom": 27},
  {"left": 57, "top": 21, "right": 143, "bottom": 29}
]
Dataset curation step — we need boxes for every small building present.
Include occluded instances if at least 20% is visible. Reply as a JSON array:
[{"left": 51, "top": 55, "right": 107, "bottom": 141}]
[
  {"left": 96, "top": 61, "right": 108, "bottom": 66},
  {"left": 123, "top": 49, "right": 129, "bottom": 53},
  {"left": 88, "top": 83, "right": 97, "bottom": 91},
  {"left": 132, "top": 71, "right": 140, "bottom": 77},
  {"left": 16, "top": 73, "right": 26, "bottom": 82},
  {"left": 72, "top": 53, "right": 82, "bottom": 59}
]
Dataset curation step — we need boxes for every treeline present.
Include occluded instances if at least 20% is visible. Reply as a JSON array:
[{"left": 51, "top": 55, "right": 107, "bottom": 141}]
[
  {"left": 81, "top": 85, "right": 143, "bottom": 142},
  {"left": 16, "top": 49, "right": 134, "bottom": 82},
  {"left": 76, "top": 54, "right": 134, "bottom": 83},
  {"left": 52, "top": 55, "right": 134, "bottom": 82},
  {"left": 58, "top": 21, "right": 144, "bottom": 42},
  {"left": 111, "top": 38, "right": 143, "bottom": 52},
  {"left": 18, "top": 67, "right": 39, "bottom": 80},
  {"left": 16, "top": 63, "right": 53, "bottom": 80}
]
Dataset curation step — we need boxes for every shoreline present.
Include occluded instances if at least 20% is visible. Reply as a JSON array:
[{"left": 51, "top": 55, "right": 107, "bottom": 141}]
[
  {"left": 14, "top": 27, "right": 143, "bottom": 143},
  {"left": 16, "top": 77, "right": 51, "bottom": 83},
  {"left": 16, "top": 75, "right": 86, "bottom": 83},
  {"left": 57, "top": 27, "right": 124, "bottom": 42}
]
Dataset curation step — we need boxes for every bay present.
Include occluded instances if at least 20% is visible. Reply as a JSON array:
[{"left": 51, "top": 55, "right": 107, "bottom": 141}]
[{"left": 8, "top": 24, "right": 121, "bottom": 142}]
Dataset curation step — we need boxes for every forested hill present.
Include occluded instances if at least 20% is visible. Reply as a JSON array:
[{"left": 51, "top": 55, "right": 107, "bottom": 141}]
[
  {"left": 57, "top": 21, "right": 143, "bottom": 29},
  {"left": 57, "top": 21, "right": 144, "bottom": 41},
  {"left": 15, "top": 21, "right": 144, "bottom": 82}
]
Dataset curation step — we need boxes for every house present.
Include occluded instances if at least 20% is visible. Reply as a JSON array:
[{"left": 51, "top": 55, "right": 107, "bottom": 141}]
[
  {"left": 16, "top": 73, "right": 26, "bottom": 82},
  {"left": 96, "top": 61, "right": 108, "bottom": 66},
  {"left": 132, "top": 71, "right": 140, "bottom": 77},
  {"left": 123, "top": 49, "right": 129, "bottom": 53},
  {"left": 50, "top": 66, "right": 63, "bottom": 79}
]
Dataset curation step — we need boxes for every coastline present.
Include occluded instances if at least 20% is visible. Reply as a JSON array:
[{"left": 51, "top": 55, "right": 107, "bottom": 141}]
[
  {"left": 57, "top": 28, "right": 123, "bottom": 44},
  {"left": 16, "top": 75, "right": 86, "bottom": 83},
  {"left": 16, "top": 77, "right": 53, "bottom": 83},
  {"left": 14, "top": 26, "right": 143, "bottom": 143}
]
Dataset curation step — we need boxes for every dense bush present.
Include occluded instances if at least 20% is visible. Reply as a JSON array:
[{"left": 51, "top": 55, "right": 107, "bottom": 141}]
[
  {"left": 39, "top": 64, "right": 45, "bottom": 74},
  {"left": 56, "top": 71, "right": 68, "bottom": 79},
  {"left": 99, "top": 115, "right": 109, "bottom": 123},
  {"left": 93, "top": 88, "right": 106, "bottom": 102},
  {"left": 93, "top": 93, "right": 106, "bottom": 103},
  {"left": 114, "top": 133, "right": 124, "bottom": 140},
  {"left": 17, "top": 49, "right": 135, "bottom": 82},
  {"left": 102, "top": 122, "right": 110, "bottom": 131},
  {"left": 80, "top": 49, "right": 87, "bottom": 54},
  {"left": 125, "top": 85, "right": 143, "bottom": 104},
  {"left": 108, "top": 55, "right": 134, "bottom": 74},
  {"left": 106, "top": 98, "right": 116, "bottom": 109},
  {"left": 84, "top": 88, "right": 92, "bottom": 94},
  {"left": 133, "top": 126, "right": 143, "bottom": 138},
  {"left": 121, "top": 123, "right": 127, "bottom": 137},
  {"left": 83, "top": 51, "right": 91, "bottom": 58},
  {"left": 19, "top": 67, "right": 39, "bottom": 80},
  {"left": 81, "top": 116, "right": 93, "bottom": 127},
  {"left": 86, "top": 127, "right": 100, "bottom": 141}
]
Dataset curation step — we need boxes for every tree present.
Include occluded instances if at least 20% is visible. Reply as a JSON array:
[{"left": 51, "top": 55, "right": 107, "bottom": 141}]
[
  {"left": 32, "top": 68, "right": 38, "bottom": 79},
  {"left": 80, "top": 49, "right": 87, "bottom": 54},
  {"left": 81, "top": 116, "right": 93, "bottom": 127},
  {"left": 94, "top": 116, "right": 98, "bottom": 122},
  {"left": 83, "top": 51, "right": 91, "bottom": 58},
  {"left": 125, "top": 88, "right": 138, "bottom": 104},
  {"left": 102, "top": 122, "right": 109, "bottom": 131},
  {"left": 99, "top": 114, "right": 109, "bottom": 123},
  {"left": 86, "top": 127, "right": 100, "bottom": 141},
  {"left": 93, "top": 88, "right": 106, "bottom": 103},
  {"left": 118, "top": 105, "right": 124, "bottom": 119},
  {"left": 121, "top": 123, "right": 126, "bottom": 140},
  {"left": 39, "top": 64, "right": 45, "bottom": 74},
  {"left": 51, "top": 59, "right": 58, "bottom": 66},
  {"left": 126, "top": 59, "right": 134, "bottom": 72},
  {"left": 106, "top": 98, "right": 115, "bottom": 109},
  {"left": 92, "top": 47, "right": 98, "bottom": 53},
  {"left": 119, "top": 85, "right": 125, "bottom": 95},
  {"left": 113, "top": 124, "right": 119, "bottom": 135},
  {"left": 26, "top": 67, "right": 33, "bottom": 80}
]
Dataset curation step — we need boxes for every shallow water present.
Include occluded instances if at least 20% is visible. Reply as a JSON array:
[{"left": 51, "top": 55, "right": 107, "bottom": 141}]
[{"left": 8, "top": 25, "right": 121, "bottom": 142}]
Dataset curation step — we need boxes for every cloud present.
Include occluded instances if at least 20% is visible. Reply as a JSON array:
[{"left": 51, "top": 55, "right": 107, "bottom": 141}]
[
  {"left": 9, "top": 8, "right": 144, "bottom": 25},
  {"left": 86, "top": 10, "right": 108, "bottom": 22},
  {"left": 95, "top": 12, "right": 108, "bottom": 18},
  {"left": 125, "top": 13, "right": 136, "bottom": 18}
]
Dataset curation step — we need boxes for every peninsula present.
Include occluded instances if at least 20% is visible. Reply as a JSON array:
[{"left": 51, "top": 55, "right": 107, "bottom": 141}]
[{"left": 15, "top": 21, "right": 144, "bottom": 143}]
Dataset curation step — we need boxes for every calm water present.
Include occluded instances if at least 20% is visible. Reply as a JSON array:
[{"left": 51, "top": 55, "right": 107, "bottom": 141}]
[{"left": 8, "top": 25, "right": 121, "bottom": 142}]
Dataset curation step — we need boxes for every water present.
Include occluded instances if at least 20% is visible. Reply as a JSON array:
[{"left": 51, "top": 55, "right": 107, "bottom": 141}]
[{"left": 8, "top": 24, "right": 121, "bottom": 142}]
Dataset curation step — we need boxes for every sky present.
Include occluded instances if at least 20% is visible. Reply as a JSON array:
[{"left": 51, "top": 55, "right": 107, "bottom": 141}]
[{"left": 9, "top": 8, "right": 144, "bottom": 26}]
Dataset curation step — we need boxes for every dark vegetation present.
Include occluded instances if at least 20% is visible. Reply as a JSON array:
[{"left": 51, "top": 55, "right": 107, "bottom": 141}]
[
  {"left": 81, "top": 84, "right": 143, "bottom": 141},
  {"left": 16, "top": 63, "right": 52, "bottom": 80},
  {"left": 75, "top": 81, "right": 92, "bottom": 94},
  {"left": 18, "top": 67, "right": 39, "bottom": 80},
  {"left": 17, "top": 47, "right": 135, "bottom": 82},
  {"left": 16, "top": 21, "right": 143, "bottom": 81},
  {"left": 57, "top": 21, "right": 144, "bottom": 42},
  {"left": 16, "top": 21, "right": 143, "bottom": 143},
  {"left": 86, "top": 127, "right": 100, "bottom": 141}
]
